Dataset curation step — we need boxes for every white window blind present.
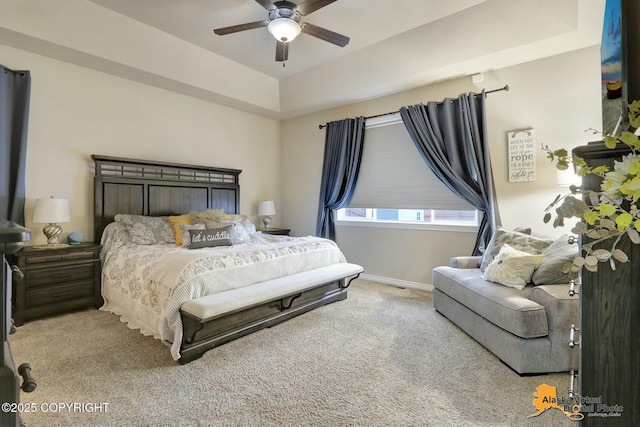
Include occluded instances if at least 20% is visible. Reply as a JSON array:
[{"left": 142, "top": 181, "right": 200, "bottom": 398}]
[{"left": 347, "top": 119, "right": 474, "bottom": 211}]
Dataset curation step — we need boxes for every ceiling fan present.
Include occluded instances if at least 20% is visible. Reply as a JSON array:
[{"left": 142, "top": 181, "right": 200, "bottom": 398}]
[{"left": 213, "top": 0, "right": 350, "bottom": 63}]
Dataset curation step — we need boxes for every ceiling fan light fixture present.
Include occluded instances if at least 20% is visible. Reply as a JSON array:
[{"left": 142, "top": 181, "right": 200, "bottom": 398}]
[{"left": 268, "top": 18, "right": 301, "bottom": 42}]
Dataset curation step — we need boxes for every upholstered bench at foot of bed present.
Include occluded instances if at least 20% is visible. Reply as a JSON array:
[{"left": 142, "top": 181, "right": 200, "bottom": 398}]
[{"left": 179, "top": 263, "right": 363, "bottom": 364}]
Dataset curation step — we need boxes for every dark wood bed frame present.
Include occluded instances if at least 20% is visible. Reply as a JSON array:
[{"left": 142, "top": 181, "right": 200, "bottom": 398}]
[{"left": 92, "top": 155, "right": 356, "bottom": 364}]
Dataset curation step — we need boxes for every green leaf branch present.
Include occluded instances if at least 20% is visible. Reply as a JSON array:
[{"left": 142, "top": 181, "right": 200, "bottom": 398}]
[{"left": 542, "top": 100, "right": 640, "bottom": 274}]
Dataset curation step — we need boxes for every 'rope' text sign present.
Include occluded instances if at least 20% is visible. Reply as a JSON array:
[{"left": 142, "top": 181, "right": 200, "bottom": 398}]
[{"left": 508, "top": 129, "right": 536, "bottom": 182}]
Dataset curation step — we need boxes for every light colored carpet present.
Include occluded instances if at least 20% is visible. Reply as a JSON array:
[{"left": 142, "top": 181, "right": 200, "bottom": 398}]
[{"left": 11, "top": 280, "right": 574, "bottom": 427}]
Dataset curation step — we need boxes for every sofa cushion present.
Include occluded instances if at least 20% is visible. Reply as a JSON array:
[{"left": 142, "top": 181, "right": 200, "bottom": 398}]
[{"left": 432, "top": 267, "right": 549, "bottom": 339}]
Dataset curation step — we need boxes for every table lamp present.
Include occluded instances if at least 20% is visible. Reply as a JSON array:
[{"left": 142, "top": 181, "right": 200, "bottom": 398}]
[
  {"left": 32, "top": 196, "right": 71, "bottom": 248},
  {"left": 258, "top": 201, "right": 276, "bottom": 229}
]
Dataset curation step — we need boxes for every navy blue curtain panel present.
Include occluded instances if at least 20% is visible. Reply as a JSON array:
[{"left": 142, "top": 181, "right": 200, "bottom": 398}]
[
  {"left": 0, "top": 65, "right": 31, "bottom": 225},
  {"left": 400, "top": 91, "right": 501, "bottom": 255},
  {"left": 316, "top": 117, "right": 365, "bottom": 240}
]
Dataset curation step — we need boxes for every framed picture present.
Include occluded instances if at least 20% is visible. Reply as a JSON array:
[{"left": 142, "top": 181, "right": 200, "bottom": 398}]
[{"left": 508, "top": 129, "right": 536, "bottom": 182}]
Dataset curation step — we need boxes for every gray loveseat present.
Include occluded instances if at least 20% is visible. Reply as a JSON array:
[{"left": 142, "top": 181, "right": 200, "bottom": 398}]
[{"left": 432, "top": 230, "right": 580, "bottom": 375}]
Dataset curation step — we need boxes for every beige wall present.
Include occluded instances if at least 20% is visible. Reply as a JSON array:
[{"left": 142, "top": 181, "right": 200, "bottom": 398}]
[
  {"left": 0, "top": 45, "right": 282, "bottom": 245},
  {"left": 281, "top": 46, "right": 602, "bottom": 286},
  {"left": 3, "top": 42, "right": 602, "bottom": 284}
]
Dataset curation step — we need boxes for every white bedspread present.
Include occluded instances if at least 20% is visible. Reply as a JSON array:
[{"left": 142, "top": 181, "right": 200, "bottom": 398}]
[{"left": 100, "top": 232, "right": 347, "bottom": 360}]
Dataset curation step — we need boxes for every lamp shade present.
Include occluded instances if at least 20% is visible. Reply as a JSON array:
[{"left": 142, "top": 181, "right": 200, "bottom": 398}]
[
  {"left": 556, "top": 168, "right": 582, "bottom": 187},
  {"left": 268, "top": 18, "right": 301, "bottom": 42},
  {"left": 33, "top": 197, "right": 70, "bottom": 224},
  {"left": 258, "top": 201, "right": 276, "bottom": 216}
]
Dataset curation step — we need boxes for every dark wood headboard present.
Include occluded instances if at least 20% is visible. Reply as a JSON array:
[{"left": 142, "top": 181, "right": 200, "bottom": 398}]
[{"left": 92, "top": 155, "right": 242, "bottom": 242}]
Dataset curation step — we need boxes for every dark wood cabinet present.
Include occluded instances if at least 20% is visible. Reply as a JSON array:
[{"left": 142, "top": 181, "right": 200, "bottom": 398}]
[
  {"left": 10, "top": 243, "right": 102, "bottom": 326},
  {"left": 573, "top": 142, "right": 639, "bottom": 427}
]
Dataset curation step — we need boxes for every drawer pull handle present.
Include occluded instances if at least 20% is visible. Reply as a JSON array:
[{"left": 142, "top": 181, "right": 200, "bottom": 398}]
[
  {"left": 52, "top": 291, "right": 75, "bottom": 298},
  {"left": 569, "top": 324, "right": 580, "bottom": 348},
  {"left": 52, "top": 273, "right": 74, "bottom": 279},
  {"left": 568, "top": 369, "right": 578, "bottom": 399},
  {"left": 11, "top": 265, "right": 24, "bottom": 280},
  {"left": 18, "top": 363, "right": 37, "bottom": 393},
  {"left": 568, "top": 279, "right": 579, "bottom": 296}
]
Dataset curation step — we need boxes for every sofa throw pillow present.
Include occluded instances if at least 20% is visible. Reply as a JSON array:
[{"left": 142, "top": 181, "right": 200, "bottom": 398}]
[
  {"left": 482, "top": 244, "right": 544, "bottom": 291},
  {"left": 114, "top": 214, "right": 174, "bottom": 245},
  {"left": 169, "top": 214, "right": 192, "bottom": 246},
  {"left": 179, "top": 223, "right": 206, "bottom": 248},
  {"left": 480, "top": 227, "right": 553, "bottom": 272},
  {"left": 188, "top": 226, "right": 233, "bottom": 249},
  {"left": 531, "top": 235, "right": 579, "bottom": 285}
]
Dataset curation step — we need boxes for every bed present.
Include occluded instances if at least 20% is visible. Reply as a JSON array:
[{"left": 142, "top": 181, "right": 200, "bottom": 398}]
[{"left": 92, "top": 155, "right": 362, "bottom": 364}]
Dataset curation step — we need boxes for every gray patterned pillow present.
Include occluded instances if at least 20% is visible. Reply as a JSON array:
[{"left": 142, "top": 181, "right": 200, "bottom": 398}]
[
  {"left": 480, "top": 227, "right": 553, "bottom": 272},
  {"left": 179, "top": 223, "right": 206, "bottom": 248},
  {"left": 228, "top": 214, "right": 257, "bottom": 235},
  {"left": 114, "top": 214, "right": 174, "bottom": 245},
  {"left": 531, "top": 235, "right": 579, "bottom": 285}
]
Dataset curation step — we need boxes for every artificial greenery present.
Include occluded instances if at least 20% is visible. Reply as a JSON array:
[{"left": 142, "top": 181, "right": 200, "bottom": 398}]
[{"left": 542, "top": 100, "right": 640, "bottom": 275}]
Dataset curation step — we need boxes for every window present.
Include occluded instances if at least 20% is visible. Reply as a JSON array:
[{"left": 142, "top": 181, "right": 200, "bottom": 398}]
[
  {"left": 337, "top": 115, "right": 478, "bottom": 229},
  {"left": 338, "top": 208, "right": 478, "bottom": 226}
]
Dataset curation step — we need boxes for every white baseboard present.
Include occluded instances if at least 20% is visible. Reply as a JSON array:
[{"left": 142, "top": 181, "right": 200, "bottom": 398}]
[{"left": 359, "top": 273, "right": 433, "bottom": 292}]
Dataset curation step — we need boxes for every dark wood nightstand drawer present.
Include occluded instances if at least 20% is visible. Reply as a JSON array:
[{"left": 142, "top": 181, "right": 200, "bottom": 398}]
[
  {"left": 10, "top": 242, "right": 102, "bottom": 325},
  {"left": 27, "top": 281, "right": 94, "bottom": 307},
  {"left": 26, "top": 263, "right": 96, "bottom": 288},
  {"left": 24, "top": 249, "right": 98, "bottom": 265},
  {"left": 260, "top": 228, "right": 291, "bottom": 236}
]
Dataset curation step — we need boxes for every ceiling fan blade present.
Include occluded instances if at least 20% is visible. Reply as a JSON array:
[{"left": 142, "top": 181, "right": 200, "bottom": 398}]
[
  {"left": 275, "top": 40, "right": 289, "bottom": 62},
  {"left": 213, "top": 21, "right": 267, "bottom": 35},
  {"left": 300, "top": 22, "right": 349, "bottom": 47},
  {"left": 296, "top": 0, "right": 337, "bottom": 16},
  {"left": 254, "top": 0, "right": 277, "bottom": 11}
]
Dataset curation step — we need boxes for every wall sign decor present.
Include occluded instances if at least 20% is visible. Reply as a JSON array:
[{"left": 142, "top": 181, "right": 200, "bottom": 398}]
[{"left": 508, "top": 129, "right": 536, "bottom": 182}]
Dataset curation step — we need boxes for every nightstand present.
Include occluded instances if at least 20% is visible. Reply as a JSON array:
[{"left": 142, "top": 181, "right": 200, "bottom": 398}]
[
  {"left": 260, "top": 228, "right": 291, "bottom": 236},
  {"left": 10, "top": 242, "right": 102, "bottom": 326}
]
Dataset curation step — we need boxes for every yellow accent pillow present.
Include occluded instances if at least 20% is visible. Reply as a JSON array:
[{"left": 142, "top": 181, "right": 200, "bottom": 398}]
[{"left": 169, "top": 214, "right": 192, "bottom": 246}]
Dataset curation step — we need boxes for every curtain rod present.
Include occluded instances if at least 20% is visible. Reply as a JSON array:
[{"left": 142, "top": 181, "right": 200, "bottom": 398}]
[
  {"left": 2, "top": 66, "right": 27, "bottom": 77},
  {"left": 318, "top": 84, "right": 509, "bottom": 129}
]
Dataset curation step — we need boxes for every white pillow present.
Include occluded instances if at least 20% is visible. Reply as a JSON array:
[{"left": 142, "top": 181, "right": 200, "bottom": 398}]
[{"left": 482, "top": 244, "right": 544, "bottom": 290}]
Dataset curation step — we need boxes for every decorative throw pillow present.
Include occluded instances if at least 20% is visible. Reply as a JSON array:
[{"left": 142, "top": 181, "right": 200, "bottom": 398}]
[
  {"left": 188, "top": 226, "right": 233, "bottom": 249},
  {"left": 189, "top": 209, "right": 227, "bottom": 223},
  {"left": 114, "top": 214, "right": 174, "bottom": 245},
  {"left": 179, "top": 223, "right": 206, "bottom": 248},
  {"left": 480, "top": 227, "right": 553, "bottom": 272},
  {"left": 532, "top": 235, "right": 579, "bottom": 285},
  {"left": 169, "top": 214, "right": 192, "bottom": 246},
  {"left": 482, "top": 244, "right": 544, "bottom": 291},
  {"left": 228, "top": 214, "right": 257, "bottom": 235},
  {"left": 205, "top": 220, "right": 249, "bottom": 244}
]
